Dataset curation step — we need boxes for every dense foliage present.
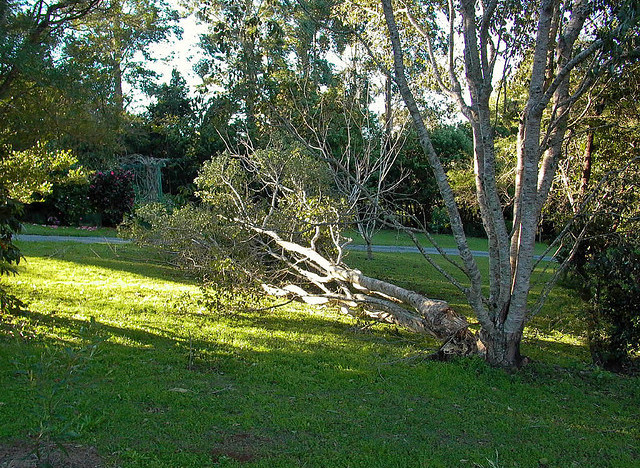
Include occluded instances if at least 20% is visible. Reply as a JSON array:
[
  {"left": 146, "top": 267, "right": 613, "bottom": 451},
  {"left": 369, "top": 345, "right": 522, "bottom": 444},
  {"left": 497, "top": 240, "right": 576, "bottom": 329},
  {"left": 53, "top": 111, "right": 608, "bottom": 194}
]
[
  {"left": 561, "top": 162, "right": 640, "bottom": 370},
  {"left": 581, "top": 241, "right": 640, "bottom": 370},
  {"left": 88, "top": 170, "right": 135, "bottom": 226}
]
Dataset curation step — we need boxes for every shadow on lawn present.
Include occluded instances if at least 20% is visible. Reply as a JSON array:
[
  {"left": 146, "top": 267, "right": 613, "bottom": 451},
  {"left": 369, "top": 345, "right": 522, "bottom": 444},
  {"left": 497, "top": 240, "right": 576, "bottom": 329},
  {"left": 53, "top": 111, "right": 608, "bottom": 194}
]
[
  {"left": 17, "top": 241, "right": 193, "bottom": 285},
  {"left": 21, "top": 242, "right": 590, "bottom": 344},
  {"left": 5, "top": 304, "right": 599, "bottom": 382},
  {"left": 3, "top": 307, "right": 639, "bottom": 467}
]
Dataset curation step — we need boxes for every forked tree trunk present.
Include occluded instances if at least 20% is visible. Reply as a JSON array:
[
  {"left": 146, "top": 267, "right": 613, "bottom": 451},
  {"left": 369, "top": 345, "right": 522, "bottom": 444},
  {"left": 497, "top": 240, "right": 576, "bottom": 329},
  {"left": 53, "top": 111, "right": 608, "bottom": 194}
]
[
  {"left": 480, "top": 327, "right": 526, "bottom": 369},
  {"left": 380, "top": 0, "right": 601, "bottom": 370}
]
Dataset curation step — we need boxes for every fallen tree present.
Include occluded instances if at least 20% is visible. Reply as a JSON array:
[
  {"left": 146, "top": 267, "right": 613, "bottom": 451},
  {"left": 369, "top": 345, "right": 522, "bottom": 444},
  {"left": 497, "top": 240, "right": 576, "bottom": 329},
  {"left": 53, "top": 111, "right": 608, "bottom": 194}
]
[{"left": 127, "top": 147, "right": 482, "bottom": 358}]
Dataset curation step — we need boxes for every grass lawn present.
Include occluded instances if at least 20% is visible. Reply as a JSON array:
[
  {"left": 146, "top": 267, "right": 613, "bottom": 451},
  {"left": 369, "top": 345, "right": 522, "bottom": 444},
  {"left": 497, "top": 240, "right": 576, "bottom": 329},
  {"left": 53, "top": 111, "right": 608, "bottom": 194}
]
[
  {"left": 1, "top": 242, "right": 638, "bottom": 467},
  {"left": 345, "top": 229, "right": 552, "bottom": 256},
  {"left": 20, "top": 223, "right": 118, "bottom": 238}
]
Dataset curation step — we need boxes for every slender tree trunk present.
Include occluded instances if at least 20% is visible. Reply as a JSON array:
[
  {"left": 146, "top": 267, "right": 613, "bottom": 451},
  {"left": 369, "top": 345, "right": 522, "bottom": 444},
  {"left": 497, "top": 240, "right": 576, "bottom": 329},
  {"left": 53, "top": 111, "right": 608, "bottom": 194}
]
[
  {"left": 380, "top": 0, "right": 607, "bottom": 369},
  {"left": 366, "top": 238, "right": 373, "bottom": 260},
  {"left": 113, "top": 61, "right": 124, "bottom": 114},
  {"left": 381, "top": 0, "right": 491, "bottom": 334},
  {"left": 578, "top": 132, "right": 594, "bottom": 199},
  {"left": 384, "top": 71, "right": 393, "bottom": 143},
  {"left": 111, "top": 0, "right": 124, "bottom": 115}
]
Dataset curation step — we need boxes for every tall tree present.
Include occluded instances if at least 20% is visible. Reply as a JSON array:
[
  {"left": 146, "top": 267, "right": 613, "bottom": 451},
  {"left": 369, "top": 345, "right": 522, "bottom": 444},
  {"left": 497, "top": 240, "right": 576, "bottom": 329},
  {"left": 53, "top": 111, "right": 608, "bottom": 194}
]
[
  {"left": 63, "top": 0, "right": 181, "bottom": 115},
  {"left": 0, "top": 0, "right": 105, "bottom": 152},
  {"left": 0, "top": 0, "right": 101, "bottom": 101},
  {"left": 369, "top": 0, "right": 640, "bottom": 368},
  {"left": 193, "top": 0, "right": 344, "bottom": 141}
]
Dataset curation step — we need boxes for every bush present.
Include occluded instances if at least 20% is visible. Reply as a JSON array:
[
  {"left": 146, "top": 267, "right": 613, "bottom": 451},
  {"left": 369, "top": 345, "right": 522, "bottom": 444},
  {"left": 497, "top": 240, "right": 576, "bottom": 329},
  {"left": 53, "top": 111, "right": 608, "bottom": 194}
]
[
  {"left": 563, "top": 233, "right": 640, "bottom": 371},
  {"left": 30, "top": 181, "right": 92, "bottom": 226},
  {"left": 88, "top": 170, "right": 135, "bottom": 226},
  {"left": 581, "top": 241, "right": 640, "bottom": 370},
  {"left": 0, "top": 194, "right": 26, "bottom": 313}
]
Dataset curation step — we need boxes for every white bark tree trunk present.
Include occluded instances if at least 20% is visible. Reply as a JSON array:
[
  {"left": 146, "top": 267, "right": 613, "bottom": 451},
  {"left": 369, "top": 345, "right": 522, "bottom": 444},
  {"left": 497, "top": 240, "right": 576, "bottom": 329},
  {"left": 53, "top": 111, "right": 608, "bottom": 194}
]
[{"left": 379, "top": 0, "right": 616, "bottom": 368}]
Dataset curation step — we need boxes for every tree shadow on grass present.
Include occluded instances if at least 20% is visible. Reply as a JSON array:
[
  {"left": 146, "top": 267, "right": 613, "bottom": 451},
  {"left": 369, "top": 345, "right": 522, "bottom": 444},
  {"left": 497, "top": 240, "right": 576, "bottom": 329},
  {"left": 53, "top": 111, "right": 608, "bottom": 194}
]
[
  {"left": 3, "top": 306, "right": 639, "bottom": 468},
  {"left": 16, "top": 241, "right": 193, "bottom": 285}
]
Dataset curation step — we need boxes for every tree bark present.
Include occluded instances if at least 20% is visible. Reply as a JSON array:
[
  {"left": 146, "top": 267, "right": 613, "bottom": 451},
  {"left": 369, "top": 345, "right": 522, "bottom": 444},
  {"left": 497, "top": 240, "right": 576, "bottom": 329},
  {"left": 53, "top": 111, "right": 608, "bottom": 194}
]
[
  {"left": 480, "top": 328, "right": 526, "bottom": 370},
  {"left": 578, "top": 132, "right": 594, "bottom": 199}
]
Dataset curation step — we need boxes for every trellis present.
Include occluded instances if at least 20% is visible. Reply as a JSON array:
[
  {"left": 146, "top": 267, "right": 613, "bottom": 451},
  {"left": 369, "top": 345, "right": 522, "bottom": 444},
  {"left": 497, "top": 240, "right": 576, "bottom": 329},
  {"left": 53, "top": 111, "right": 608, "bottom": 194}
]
[{"left": 120, "top": 154, "right": 167, "bottom": 203}]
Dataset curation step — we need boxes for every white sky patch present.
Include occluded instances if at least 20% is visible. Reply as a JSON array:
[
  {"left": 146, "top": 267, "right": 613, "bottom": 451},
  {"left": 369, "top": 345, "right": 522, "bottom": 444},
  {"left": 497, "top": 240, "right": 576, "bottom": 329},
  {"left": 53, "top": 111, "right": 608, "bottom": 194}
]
[{"left": 126, "top": 12, "right": 207, "bottom": 113}]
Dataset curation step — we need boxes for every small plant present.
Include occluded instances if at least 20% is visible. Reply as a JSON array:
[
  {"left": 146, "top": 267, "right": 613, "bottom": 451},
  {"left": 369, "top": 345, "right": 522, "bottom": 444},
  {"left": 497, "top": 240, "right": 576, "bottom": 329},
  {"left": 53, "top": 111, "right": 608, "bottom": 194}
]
[
  {"left": 472, "top": 450, "right": 504, "bottom": 468},
  {"left": 198, "top": 278, "right": 261, "bottom": 317},
  {"left": 88, "top": 169, "right": 135, "bottom": 226}
]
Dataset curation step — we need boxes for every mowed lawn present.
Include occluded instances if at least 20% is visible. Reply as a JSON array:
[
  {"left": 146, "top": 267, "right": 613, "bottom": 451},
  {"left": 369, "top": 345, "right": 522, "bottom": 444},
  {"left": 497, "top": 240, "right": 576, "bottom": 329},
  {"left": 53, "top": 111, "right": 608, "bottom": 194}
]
[{"left": 0, "top": 242, "right": 638, "bottom": 467}]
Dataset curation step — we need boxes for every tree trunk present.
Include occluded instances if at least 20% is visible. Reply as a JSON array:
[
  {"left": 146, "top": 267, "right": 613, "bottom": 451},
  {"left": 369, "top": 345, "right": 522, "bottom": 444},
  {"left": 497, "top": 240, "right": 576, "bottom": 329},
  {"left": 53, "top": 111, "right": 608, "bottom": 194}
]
[
  {"left": 111, "top": 0, "right": 124, "bottom": 114},
  {"left": 365, "top": 239, "right": 373, "bottom": 260},
  {"left": 249, "top": 224, "right": 482, "bottom": 356},
  {"left": 578, "top": 132, "right": 594, "bottom": 199},
  {"left": 113, "top": 61, "right": 124, "bottom": 114},
  {"left": 480, "top": 327, "right": 526, "bottom": 370}
]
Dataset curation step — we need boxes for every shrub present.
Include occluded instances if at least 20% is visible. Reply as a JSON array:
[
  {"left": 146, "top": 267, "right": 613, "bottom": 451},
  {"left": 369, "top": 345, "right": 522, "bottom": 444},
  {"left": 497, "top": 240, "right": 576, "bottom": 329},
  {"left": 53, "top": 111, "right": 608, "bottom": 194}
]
[
  {"left": 562, "top": 232, "right": 640, "bottom": 371},
  {"left": 35, "top": 181, "right": 91, "bottom": 226},
  {"left": 581, "top": 241, "right": 640, "bottom": 370},
  {"left": 88, "top": 170, "right": 135, "bottom": 226},
  {"left": 0, "top": 195, "right": 25, "bottom": 313}
]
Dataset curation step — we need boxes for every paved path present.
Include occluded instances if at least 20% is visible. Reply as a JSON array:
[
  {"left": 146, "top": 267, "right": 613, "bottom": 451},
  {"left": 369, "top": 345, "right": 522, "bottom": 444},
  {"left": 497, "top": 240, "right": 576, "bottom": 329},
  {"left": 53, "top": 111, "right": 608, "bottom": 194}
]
[
  {"left": 16, "top": 234, "right": 131, "bottom": 244},
  {"left": 16, "top": 235, "right": 556, "bottom": 261}
]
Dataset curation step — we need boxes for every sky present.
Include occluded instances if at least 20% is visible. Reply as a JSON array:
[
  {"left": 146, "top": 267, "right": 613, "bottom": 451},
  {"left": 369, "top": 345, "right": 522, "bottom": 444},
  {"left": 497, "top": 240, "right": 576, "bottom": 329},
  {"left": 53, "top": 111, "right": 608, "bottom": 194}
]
[{"left": 126, "top": 11, "right": 207, "bottom": 112}]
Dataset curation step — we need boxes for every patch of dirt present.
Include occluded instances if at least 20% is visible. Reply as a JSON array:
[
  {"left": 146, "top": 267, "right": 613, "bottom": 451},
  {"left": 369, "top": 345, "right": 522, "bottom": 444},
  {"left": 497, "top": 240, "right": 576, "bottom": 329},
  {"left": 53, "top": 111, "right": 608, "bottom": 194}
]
[
  {"left": 0, "top": 441, "right": 102, "bottom": 468},
  {"left": 210, "top": 433, "right": 273, "bottom": 464}
]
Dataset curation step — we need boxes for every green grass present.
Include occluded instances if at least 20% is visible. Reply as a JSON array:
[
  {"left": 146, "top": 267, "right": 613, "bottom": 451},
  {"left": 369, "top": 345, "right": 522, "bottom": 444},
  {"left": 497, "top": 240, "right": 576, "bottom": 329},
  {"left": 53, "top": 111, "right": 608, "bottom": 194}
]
[
  {"left": 20, "top": 223, "right": 118, "bottom": 237},
  {"left": 1, "top": 242, "right": 638, "bottom": 467},
  {"left": 345, "top": 229, "right": 551, "bottom": 256}
]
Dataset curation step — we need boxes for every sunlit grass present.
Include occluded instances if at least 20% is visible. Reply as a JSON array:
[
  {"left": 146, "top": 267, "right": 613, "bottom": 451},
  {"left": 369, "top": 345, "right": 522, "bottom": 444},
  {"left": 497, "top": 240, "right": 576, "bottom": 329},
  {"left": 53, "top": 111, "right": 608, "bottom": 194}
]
[{"left": 0, "top": 242, "right": 638, "bottom": 467}]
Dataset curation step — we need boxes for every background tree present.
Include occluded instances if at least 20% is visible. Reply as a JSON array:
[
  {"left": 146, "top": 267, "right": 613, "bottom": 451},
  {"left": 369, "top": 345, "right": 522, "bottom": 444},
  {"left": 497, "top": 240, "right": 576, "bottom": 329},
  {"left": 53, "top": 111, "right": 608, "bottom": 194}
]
[
  {"left": 0, "top": 0, "right": 106, "bottom": 152},
  {"left": 192, "top": 0, "right": 346, "bottom": 143},
  {"left": 64, "top": 0, "right": 181, "bottom": 113}
]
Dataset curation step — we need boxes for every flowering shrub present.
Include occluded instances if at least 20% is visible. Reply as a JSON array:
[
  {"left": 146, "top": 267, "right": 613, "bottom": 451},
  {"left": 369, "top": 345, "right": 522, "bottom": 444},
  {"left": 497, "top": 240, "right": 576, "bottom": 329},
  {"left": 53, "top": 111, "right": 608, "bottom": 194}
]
[{"left": 88, "top": 170, "right": 135, "bottom": 226}]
